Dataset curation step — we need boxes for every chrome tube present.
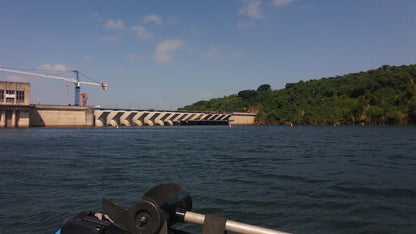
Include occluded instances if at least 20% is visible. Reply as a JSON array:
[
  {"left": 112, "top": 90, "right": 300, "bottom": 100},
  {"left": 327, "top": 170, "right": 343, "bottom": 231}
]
[{"left": 183, "top": 211, "right": 290, "bottom": 234}]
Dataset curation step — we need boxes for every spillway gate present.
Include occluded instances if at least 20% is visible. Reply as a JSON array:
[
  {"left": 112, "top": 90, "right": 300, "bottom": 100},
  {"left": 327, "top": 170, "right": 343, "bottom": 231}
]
[{"left": 94, "top": 109, "right": 239, "bottom": 127}]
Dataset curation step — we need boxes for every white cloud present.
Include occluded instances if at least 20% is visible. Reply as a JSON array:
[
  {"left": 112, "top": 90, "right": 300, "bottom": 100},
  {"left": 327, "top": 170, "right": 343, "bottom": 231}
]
[
  {"left": 239, "top": 0, "right": 264, "bottom": 20},
  {"left": 116, "top": 67, "right": 125, "bottom": 73},
  {"left": 131, "top": 25, "right": 154, "bottom": 40},
  {"left": 235, "top": 20, "right": 255, "bottom": 29},
  {"left": 91, "top": 13, "right": 103, "bottom": 22},
  {"left": 198, "top": 92, "right": 214, "bottom": 100},
  {"left": 104, "top": 19, "right": 126, "bottom": 30},
  {"left": 143, "top": 14, "right": 163, "bottom": 25},
  {"left": 167, "top": 16, "right": 180, "bottom": 25},
  {"left": 100, "top": 35, "right": 120, "bottom": 43},
  {"left": 154, "top": 39, "right": 184, "bottom": 63},
  {"left": 202, "top": 46, "right": 245, "bottom": 61},
  {"left": 231, "top": 50, "right": 245, "bottom": 58},
  {"left": 82, "top": 55, "right": 92, "bottom": 61},
  {"left": 203, "top": 47, "right": 223, "bottom": 61},
  {"left": 37, "top": 63, "right": 72, "bottom": 73},
  {"left": 125, "top": 53, "right": 140, "bottom": 61},
  {"left": 3, "top": 74, "right": 29, "bottom": 82},
  {"left": 270, "top": 0, "right": 294, "bottom": 8}
]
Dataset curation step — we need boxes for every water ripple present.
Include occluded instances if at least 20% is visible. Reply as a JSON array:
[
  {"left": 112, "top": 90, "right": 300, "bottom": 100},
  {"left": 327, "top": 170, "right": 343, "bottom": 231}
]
[{"left": 1, "top": 126, "right": 415, "bottom": 233}]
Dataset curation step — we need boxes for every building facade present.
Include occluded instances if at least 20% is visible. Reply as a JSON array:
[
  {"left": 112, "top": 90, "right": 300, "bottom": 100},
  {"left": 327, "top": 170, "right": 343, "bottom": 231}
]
[{"left": 0, "top": 81, "right": 31, "bottom": 127}]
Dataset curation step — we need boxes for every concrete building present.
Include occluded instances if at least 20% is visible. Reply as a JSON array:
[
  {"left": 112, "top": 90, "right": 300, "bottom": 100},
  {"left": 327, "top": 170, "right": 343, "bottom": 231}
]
[{"left": 0, "top": 81, "right": 31, "bottom": 127}]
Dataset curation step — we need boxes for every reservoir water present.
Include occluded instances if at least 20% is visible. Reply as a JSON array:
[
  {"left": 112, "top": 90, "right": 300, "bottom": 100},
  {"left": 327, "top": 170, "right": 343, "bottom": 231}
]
[{"left": 0, "top": 126, "right": 415, "bottom": 233}]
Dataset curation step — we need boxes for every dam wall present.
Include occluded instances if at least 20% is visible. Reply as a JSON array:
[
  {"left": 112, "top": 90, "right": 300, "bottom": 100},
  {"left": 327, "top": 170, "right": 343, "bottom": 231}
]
[
  {"left": 228, "top": 112, "right": 257, "bottom": 125},
  {"left": 1, "top": 81, "right": 256, "bottom": 128},
  {"left": 94, "top": 110, "right": 234, "bottom": 127},
  {"left": 3, "top": 105, "right": 256, "bottom": 127},
  {"left": 30, "top": 105, "right": 94, "bottom": 127}
]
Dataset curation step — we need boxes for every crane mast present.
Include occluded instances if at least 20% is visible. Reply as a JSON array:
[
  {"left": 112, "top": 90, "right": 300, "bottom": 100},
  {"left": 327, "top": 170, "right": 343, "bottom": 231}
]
[
  {"left": 0, "top": 67, "right": 107, "bottom": 106},
  {"left": 74, "top": 70, "right": 81, "bottom": 106}
]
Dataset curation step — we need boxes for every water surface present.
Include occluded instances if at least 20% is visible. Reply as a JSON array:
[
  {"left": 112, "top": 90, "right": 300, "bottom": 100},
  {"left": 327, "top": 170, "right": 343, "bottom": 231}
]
[{"left": 0, "top": 126, "right": 415, "bottom": 233}]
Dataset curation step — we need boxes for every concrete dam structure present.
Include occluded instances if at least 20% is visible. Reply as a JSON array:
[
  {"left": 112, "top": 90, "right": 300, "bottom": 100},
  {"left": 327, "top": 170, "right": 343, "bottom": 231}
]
[
  {"left": 4, "top": 105, "right": 255, "bottom": 128},
  {"left": 30, "top": 105, "right": 94, "bottom": 127},
  {"left": 94, "top": 109, "right": 256, "bottom": 127},
  {"left": 6, "top": 105, "right": 255, "bottom": 128},
  {"left": 1, "top": 81, "right": 256, "bottom": 128}
]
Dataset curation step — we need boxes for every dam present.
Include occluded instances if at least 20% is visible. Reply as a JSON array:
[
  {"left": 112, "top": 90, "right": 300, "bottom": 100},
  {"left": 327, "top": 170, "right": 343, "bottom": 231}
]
[
  {"left": 2, "top": 102, "right": 256, "bottom": 128},
  {"left": 94, "top": 109, "right": 255, "bottom": 126},
  {"left": 1, "top": 81, "right": 256, "bottom": 128},
  {"left": 28, "top": 106, "right": 255, "bottom": 127}
]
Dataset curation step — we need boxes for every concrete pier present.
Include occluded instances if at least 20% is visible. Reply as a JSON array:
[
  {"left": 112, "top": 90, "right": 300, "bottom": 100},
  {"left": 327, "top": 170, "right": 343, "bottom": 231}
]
[
  {"left": 228, "top": 112, "right": 256, "bottom": 125},
  {"left": 0, "top": 81, "right": 31, "bottom": 128},
  {"left": 30, "top": 105, "right": 94, "bottom": 127}
]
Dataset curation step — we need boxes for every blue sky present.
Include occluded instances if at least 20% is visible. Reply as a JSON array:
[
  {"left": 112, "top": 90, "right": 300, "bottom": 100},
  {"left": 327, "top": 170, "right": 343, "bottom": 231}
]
[{"left": 1, "top": 0, "right": 416, "bottom": 110}]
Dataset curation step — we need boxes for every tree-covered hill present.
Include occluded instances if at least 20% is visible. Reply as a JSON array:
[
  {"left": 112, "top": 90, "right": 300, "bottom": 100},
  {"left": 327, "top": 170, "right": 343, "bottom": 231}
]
[{"left": 178, "top": 64, "right": 416, "bottom": 125}]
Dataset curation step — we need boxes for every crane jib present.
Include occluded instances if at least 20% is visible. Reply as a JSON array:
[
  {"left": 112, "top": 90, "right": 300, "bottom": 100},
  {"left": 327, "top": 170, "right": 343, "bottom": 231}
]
[
  {"left": 0, "top": 68, "right": 78, "bottom": 83},
  {"left": 0, "top": 67, "right": 107, "bottom": 105}
]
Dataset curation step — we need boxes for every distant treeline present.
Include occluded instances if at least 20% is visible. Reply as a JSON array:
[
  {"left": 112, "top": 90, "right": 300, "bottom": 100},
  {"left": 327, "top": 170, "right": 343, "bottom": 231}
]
[{"left": 178, "top": 64, "right": 416, "bottom": 125}]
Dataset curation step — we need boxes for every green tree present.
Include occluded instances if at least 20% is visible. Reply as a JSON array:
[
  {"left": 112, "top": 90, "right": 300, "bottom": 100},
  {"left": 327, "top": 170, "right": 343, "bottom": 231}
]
[
  {"left": 179, "top": 64, "right": 416, "bottom": 125},
  {"left": 237, "top": 90, "right": 257, "bottom": 99},
  {"left": 257, "top": 84, "right": 272, "bottom": 92}
]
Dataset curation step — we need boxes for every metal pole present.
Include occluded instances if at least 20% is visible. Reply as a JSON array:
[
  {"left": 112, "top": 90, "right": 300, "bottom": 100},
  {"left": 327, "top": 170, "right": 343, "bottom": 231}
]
[{"left": 183, "top": 211, "right": 290, "bottom": 234}]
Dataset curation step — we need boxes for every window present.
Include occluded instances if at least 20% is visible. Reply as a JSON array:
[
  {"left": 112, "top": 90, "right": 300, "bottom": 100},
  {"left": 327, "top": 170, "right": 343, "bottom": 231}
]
[
  {"left": 0, "top": 90, "right": 3, "bottom": 102},
  {"left": 16, "top": 91, "right": 25, "bottom": 103},
  {"left": 6, "top": 90, "right": 15, "bottom": 103}
]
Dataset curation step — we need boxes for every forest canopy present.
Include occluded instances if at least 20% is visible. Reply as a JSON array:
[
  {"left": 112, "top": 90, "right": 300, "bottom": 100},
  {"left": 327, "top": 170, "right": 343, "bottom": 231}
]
[{"left": 178, "top": 64, "right": 416, "bottom": 125}]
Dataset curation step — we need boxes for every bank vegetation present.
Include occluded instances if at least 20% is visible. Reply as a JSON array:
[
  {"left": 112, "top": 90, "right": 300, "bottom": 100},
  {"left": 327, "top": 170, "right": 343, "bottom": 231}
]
[{"left": 179, "top": 64, "right": 416, "bottom": 125}]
